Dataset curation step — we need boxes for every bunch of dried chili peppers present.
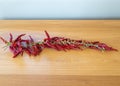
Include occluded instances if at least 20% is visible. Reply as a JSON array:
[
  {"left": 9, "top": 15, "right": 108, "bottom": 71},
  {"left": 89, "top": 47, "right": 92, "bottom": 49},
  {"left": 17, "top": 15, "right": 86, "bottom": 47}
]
[{"left": 0, "top": 31, "right": 118, "bottom": 58}]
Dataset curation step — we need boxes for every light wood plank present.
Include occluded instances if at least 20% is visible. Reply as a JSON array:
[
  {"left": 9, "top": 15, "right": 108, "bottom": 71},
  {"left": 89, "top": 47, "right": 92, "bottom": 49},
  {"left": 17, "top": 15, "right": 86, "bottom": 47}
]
[
  {"left": 0, "top": 20, "right": 120, "bottom": 85},
  {"left": 0, "top": 75, "right": 120, "bottom": 86}
]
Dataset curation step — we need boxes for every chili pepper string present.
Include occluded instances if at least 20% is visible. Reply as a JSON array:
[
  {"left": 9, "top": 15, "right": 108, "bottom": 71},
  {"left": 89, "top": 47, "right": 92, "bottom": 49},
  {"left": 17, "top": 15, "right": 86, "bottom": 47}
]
[{"left": 0, "top": 31, "right": 118, "bottom": 58}]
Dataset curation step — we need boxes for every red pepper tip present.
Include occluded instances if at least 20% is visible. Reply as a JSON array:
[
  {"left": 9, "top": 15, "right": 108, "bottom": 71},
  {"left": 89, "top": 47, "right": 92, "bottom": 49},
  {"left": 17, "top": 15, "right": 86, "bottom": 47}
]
[{"left": 44, "top": 30, "right": 50, "bottom": 39}]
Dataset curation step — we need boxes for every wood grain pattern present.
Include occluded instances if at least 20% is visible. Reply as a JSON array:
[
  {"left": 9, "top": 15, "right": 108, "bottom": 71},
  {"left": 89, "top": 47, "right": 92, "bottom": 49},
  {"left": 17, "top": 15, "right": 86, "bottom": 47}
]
[
  {"left": 0, "top": 75, "right": 120, "bottom": 86},
  {"left": 0, "top": 20, "right": 120, "bottom": 86}
]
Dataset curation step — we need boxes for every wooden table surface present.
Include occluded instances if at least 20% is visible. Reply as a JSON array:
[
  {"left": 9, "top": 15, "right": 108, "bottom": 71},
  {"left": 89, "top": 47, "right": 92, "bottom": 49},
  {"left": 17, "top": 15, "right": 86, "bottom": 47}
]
[{"left": 0, "top": 20, "right": 120, "bottom": 86}]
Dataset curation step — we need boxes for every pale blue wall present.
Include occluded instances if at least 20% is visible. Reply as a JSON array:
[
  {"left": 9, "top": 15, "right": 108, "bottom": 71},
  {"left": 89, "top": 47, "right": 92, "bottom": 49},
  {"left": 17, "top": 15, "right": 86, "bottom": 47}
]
[{"left": 0, "top": 0, "right": 120, "bottom": 19}]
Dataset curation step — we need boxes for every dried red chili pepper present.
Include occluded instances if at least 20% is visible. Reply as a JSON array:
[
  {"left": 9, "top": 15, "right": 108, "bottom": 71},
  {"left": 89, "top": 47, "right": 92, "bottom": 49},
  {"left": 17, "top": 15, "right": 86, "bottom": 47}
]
[{"left": 0, "top": 36, "right": 8, "bottom": 44}]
